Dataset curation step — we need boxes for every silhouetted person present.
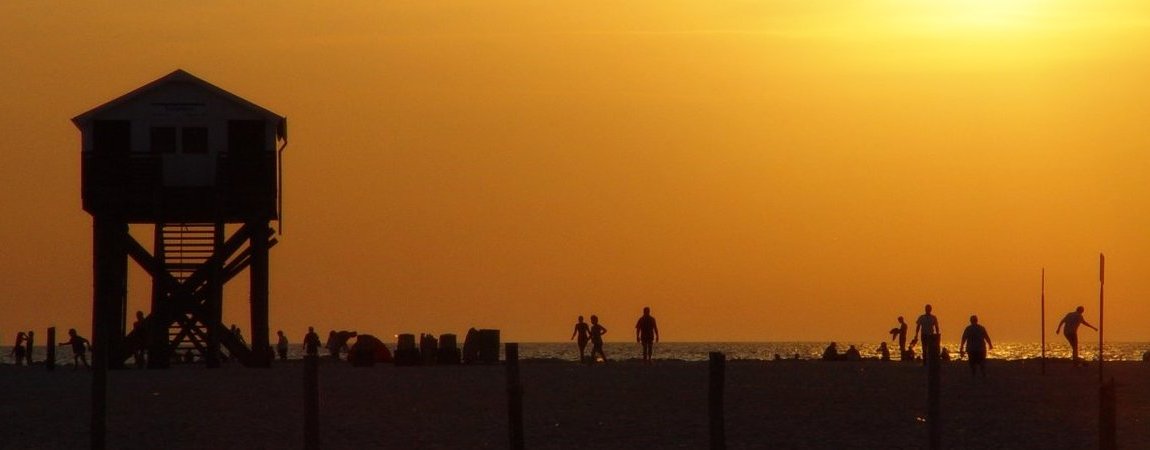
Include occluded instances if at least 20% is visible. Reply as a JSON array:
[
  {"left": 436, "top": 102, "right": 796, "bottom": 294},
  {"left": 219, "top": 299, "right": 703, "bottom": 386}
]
[
  {"left": 635, "top": 307, "right": 660, "bottom": 364},
  {"left": 231, "top": 324, "right": 246, "bottom": 345},
  {"left": 132, "top": 310, "right": 148, "bottom": 369},
  {"left": 25, "top": 331, "right": 34, "bottom": 366},
  {"left": 10, "top": 332, "right": 27, "bottom": 366},
  {"left": 940, "top": 347, "right": 951, "bottom": 362},
  {"left": 326, "top": 330, "right": 358, "bottom": 361},
  {"left": 276, "top": 330, "right": 289, "bottom": 361},
  {"left": 890, "top": 316, "right": 908, "bottom": 355},
  {"left": 960, "top": 315, "right": 993, "bottom": 377},
  {"left": 570, "top": 315, "right": 591, "bottom": 363},
  {"left": 326, "top": 331, "right": 337, "bottom": 359},
  {"left": 914, "top": 304, "right": 941, "bottom": 366},
  {"left": 903, "top": 345, "right": 916, "bottom": 362},
  {"left": 303, "top": 327, "right": 321, "bottom": 357},
  {"left": 844, "top": 345, "right": 861, "bottom": 361},
  {"left": 58, "top": 328, "right": 90, "bottom": 369},
  {"left": 877, "top": 342, "right": 891, "bottom": 361},
  {"left": 822, "top": 342, "right": 840, "bottom": 361},
  {"left": 1056, "top": 306, "right": 1096, "bottom": 363},
  {"left": 589, "top": 315, "right": 608, "bottom": 363}
]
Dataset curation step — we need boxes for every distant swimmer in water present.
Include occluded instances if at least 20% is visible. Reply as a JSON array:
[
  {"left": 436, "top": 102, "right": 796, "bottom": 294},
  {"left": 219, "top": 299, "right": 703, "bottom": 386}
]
[
  {"left": 1056, "top": 306, "right": 1096, "bottom": 363},
  {"left": 571, "top": 316, "right": 591, "bottom": 363},
  {"left": 589, "top": 315, "right": 608, "bottom": 363}
]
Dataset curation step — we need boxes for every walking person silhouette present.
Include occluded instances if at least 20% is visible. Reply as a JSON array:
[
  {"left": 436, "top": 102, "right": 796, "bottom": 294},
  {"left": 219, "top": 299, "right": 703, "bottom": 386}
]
[
  {"left": 589, "top": 315, "right": 608, "bottom": 363},
  {"left": 571, "top": 316, "right": 591, "bottom": 363},
  {"left": 914, "top": 304, "right": 941, "bottom": 366},
  {"left": 635, "top": 307, "right": 659, "bottom": 364},
  {"left": 960, "top": 315, "right": 993, "bottom": 377}
]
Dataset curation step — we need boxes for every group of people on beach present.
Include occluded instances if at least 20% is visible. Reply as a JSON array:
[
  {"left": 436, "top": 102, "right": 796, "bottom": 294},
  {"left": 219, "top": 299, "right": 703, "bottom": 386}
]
[
  {"left": 570, "top": 307, "right": 660, "bottom": 364},
  {"left": 8, "top": 329, "right": 90, "bottom": 369},
  {"left": 9, "top": 330, "right": 35, "bottom": 366},
  {"left": 869, "top": 303, "right": 1099, "bottom": 376},
  {"left": 294, "top": 326, "right": 359, "bottom": 361}
]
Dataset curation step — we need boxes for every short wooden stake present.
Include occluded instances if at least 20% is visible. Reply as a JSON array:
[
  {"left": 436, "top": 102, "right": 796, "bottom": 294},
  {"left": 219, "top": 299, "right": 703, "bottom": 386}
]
[
  {"left": 506, "top": 343, "right": 524, "bottom": 450},
  {"left": 304, "top": 355, "right": 319, "bottom": 450},
  {"left": 709, "top": 351, "right": 726, "bottom": 450},
  {"left": 926, "top": 334, "right": 941, "bottom": 450},
  {"left": 26, "top": 331, "right": 34, "bottom": 366},
  {"left": 92, "top": 330, "right": 108, "bottom": 450},
  {"left": 1100, "top": 377, "right": 1116, "bottom": 450},
  {"left": 46, "top": 327, "right": 56, "bottom": 371}
]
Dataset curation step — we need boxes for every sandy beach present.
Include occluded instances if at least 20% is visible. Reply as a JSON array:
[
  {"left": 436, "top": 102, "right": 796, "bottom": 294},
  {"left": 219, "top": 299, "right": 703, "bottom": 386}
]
[{"left": 2, "top": 358, "right": 1147, "bottom": 449}]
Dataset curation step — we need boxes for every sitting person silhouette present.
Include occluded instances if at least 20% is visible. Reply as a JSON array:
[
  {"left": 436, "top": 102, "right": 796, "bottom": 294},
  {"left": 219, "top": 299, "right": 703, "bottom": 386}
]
[
  {"left": 822, "top": 342, "right": 840, "bottom": 361},
  {"left": 844, "top": 345, "right": 862, "bottom": 361}
]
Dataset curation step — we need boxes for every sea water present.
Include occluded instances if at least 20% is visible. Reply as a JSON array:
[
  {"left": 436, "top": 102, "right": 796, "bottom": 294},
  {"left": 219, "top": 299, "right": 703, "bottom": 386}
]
[
  {"left": 4, "top": 341, "right": 1149, "bottom": 365},
  {"left": 513, "top": 341, "right": 1150, "bottom": 362}
]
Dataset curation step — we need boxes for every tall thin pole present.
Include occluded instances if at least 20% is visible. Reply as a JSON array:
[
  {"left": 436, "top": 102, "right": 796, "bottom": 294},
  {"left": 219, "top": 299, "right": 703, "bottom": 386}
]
[
  {"left": 709, "top": 352, "right": 726, "bottom": 450},
  {"left": 1098, "top": 253, "right": 1105, "bottom": 385},
  {"left": 506, "top": 343, "right": 524, "bottom": 450},
  {"left": 1041, "top": 268, "right": 1046, "bottom": 375}
]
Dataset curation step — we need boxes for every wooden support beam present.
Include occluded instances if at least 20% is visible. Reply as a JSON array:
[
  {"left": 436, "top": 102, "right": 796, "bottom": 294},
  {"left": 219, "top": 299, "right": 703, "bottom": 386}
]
[
  {"left": 118, "top": 222, "right": 276, "bottom": 368},
  {"left": 93, "top": 217, "right": 128, "bottom": 371},
  {"left": 204, "top": 222, "right": 224, "bottom": 368},
  {"left": 249, "top": 222, "right": 271, "bottom": 368}
]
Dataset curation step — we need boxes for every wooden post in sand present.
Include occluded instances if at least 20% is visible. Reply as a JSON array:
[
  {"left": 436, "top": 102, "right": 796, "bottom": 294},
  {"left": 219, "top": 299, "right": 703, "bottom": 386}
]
[
  {"left": 709, "top": 352, "right": 726, "bottom": 450},
  {"left": 1098, "top": 253, "right": 1105, "bottom": 385},
  {"left": 925, "top": 335, "right": 941, "bottom": 450},
  {"left": 92, "top": 352, "right": 107, "bottom": 450},
  {"left": 46, "top": 327, "right": 56, "bottom": 371},
  {"left": 506, "top": 343, "right": 524, "bottom": 450},
  {"left": 304, "top": 355, "right": 319, "bottom": 450},
  {"left": 1040, "top": 269, "right": 1046, "bottom": 375},
  {"left": 1100, "top": 377, "right": 1116, "bottom": 450}
]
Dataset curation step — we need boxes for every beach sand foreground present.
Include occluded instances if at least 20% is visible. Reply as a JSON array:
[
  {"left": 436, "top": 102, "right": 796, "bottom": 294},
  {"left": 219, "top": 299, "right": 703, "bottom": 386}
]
[{"left": 1, "top": 359, "right": 1147, "bottom": 449}]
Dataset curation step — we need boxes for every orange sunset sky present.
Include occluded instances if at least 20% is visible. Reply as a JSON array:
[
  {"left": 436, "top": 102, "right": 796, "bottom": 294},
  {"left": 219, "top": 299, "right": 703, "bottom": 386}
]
[{"left": 2, "top": 1, "right": 1149, "bottom": 344}]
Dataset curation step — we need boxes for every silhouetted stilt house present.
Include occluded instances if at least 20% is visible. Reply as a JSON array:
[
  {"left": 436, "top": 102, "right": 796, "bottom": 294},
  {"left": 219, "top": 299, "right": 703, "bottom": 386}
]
[{"left": 73, "top": 69, "right": 286, "bottom": 368}]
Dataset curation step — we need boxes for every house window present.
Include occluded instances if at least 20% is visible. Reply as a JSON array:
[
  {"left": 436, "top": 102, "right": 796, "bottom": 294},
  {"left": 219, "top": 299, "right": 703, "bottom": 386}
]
[
  {"left": 151, "top": 126, "right": 208, "bottom": 154},
  {"left": 228, "top": 120, "right": 265, "bottom": 155},
  {"left": 93, "top": 120, "right": 131, "bottom": 155},
  {"left": 150, "top": 127, "right": 177, "bottom": 153},
  {"left": 182, "top": 127, "right": 209, "bottom": 154}
]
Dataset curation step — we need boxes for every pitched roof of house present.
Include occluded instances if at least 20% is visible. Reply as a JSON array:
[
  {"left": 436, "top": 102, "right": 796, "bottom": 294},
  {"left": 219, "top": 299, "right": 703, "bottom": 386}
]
[{"left": 72, "top": 69, "right": 286, "bottom": 139}]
